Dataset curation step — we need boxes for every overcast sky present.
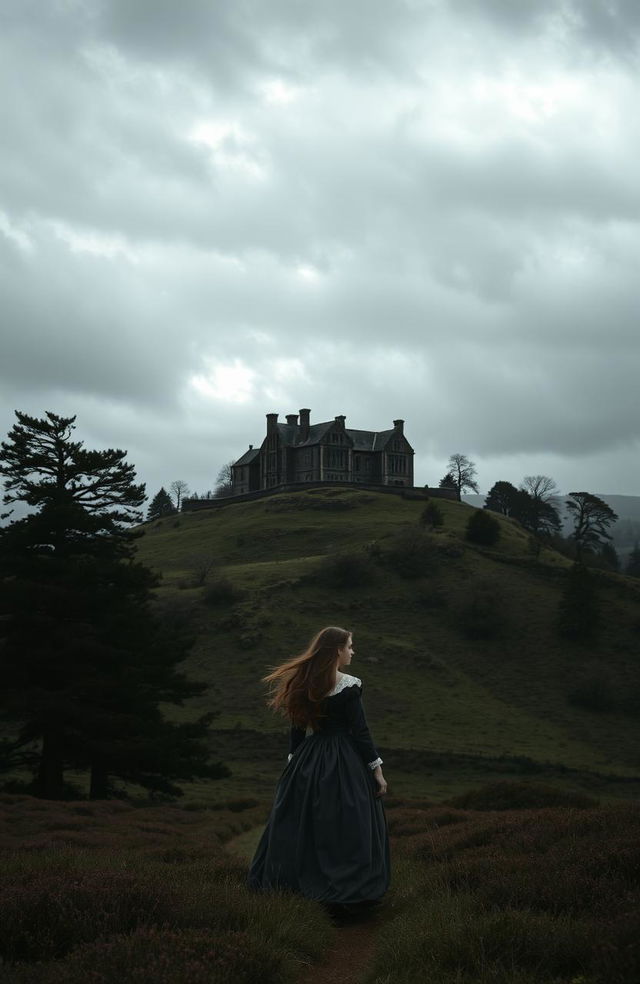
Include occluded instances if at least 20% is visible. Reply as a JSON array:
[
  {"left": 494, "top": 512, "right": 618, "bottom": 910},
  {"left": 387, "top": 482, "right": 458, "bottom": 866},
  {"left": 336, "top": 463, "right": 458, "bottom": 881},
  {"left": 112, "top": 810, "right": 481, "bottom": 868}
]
[{"left": 2, "top": 0, "right": 639, "bottom": 507}]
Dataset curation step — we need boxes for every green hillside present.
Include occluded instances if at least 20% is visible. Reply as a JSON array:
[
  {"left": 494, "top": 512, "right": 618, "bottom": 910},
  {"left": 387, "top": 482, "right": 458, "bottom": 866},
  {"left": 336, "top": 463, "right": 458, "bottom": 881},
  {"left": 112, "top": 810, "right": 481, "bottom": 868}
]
[{"left": 135, "top": 487, "right": 640, "bottom": 803}]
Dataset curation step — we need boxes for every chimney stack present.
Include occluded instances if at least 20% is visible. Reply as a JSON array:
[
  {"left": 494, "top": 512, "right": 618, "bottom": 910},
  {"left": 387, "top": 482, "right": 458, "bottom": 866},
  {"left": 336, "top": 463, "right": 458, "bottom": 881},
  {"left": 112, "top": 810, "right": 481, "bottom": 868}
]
[
  {"left": 393, "top": 419, "right": 404, "bottom": 435},
  {"left": 286, "top": 414, "right": 298, "bottom": 426},
  {"left": 335, "top": 414, "right": 346, "bottom": 429},
  {"left": 266, "top": 412, "right": 278, "bottom": 435},
  {"left": 299, "top": 408, "right": 310, "bottom": 440}
]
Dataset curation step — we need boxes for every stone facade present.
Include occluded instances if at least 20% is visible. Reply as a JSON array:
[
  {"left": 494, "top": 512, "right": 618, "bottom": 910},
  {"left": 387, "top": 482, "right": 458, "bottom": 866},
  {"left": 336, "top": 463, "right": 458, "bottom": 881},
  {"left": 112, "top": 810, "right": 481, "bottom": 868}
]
[{"left": 231, "top": 409, "right": 414, "bottom": 495}]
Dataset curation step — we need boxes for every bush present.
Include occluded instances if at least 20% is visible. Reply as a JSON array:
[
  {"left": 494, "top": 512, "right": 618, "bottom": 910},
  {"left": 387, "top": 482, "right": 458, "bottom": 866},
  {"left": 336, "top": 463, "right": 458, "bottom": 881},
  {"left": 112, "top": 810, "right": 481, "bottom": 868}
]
[
  {"left": 446, "top": 781, "right": 598, "bottom": 811},
  {"left": 317, "top": 550, "right": 374, "bottom": 589},
  {"left": 378, "top": 528, "right": 436, "bottom": 579},
  {"left": 202, "top": 578, "right": 241, "bottom": 606},
  {"left": 465, "top": 509, "right": 501, "bottom": 545},
  {"left": 456, "top": 584, "right": 504, "bottom": 639},
  {"left": 5, "top": 928, "right": 291, "bottom": 984},
  {"left": 420, "top": 502, "right": 444, "bottom": 530},
  {"left": 1, "top": 871, "right": 164, "bottom": 962}
]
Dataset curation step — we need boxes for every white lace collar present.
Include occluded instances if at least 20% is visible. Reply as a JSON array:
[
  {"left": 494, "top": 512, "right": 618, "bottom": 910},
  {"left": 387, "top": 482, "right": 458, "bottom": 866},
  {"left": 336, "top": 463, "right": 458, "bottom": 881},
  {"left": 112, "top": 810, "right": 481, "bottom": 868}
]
[{"left": 327, "top": 673, "right": 362, "bottom": 697}]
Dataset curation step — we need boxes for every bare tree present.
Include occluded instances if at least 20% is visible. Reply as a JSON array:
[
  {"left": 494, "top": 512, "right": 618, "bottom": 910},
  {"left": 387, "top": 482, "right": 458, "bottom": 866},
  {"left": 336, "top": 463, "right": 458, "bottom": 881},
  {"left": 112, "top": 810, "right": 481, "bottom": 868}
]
[
  {"left": 518, "top": 475, "right": 562, "bottom": 547},
  {"left": 520, "top": 475, "right": 560, "bottom": 505},
  {"left": 446, "top": 453, "right": 479, "bottom": 501},
  {"left": 214, "top": 461, "right": 234, "bottom": 498},
  {"left": 169, "top": 480, "right": 190, "bottom": 512}
]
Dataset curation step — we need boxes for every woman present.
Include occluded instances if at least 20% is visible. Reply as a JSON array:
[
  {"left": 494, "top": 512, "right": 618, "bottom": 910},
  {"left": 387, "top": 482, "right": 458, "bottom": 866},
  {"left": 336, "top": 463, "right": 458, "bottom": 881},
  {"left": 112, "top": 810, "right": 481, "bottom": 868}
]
[{"left": 248, "top": 626, "right": 390, "bottom": 909}]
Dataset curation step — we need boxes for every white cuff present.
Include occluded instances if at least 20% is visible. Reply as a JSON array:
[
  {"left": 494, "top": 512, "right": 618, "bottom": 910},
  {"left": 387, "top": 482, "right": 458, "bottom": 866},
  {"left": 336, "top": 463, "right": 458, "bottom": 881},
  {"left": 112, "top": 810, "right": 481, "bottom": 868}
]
[
  {"left": 368, "top": 757, "right": 383, "bottom": 770},
  {"left": 287, "top": 753, "right": 292, "bottom": 761}
]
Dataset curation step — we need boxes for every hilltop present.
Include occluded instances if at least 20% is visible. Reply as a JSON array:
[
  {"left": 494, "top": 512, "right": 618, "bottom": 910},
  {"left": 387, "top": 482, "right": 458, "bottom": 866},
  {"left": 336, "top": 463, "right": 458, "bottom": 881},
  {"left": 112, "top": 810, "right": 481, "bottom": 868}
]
[{"left": 135, "top": 487, "right": 640, "bottom": 804}]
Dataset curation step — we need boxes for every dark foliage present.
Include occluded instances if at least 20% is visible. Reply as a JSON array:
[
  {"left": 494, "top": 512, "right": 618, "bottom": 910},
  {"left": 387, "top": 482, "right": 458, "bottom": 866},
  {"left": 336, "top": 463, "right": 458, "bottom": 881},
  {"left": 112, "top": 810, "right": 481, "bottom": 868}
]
[
  {"left": 318, "top": 550, "right": 374, "bottom": 588},
  {"left": 456, "top": 583, "right": 504, "bottom": 639},
  {"left": 446, "top": 780, "right": 598, "bottom": 811},
  {"left": 626, "top": 542, "right": 640, "bottom": 577},
  {"left": 566, "top": 491, "right": 618, "bottom": 560},
  {"left": 419, "top": 501, "right": 444, "bottom": 530},
  {"left": 465, "top": 508, "right": 501, "bottom": 545},
  {"left": 202, "top": 577, "right": 243, "bottom": 606},
  {"left": 0, "top": 411, "right": 227, "bottom": 799},
  {"left": 378, "top": 528, "right": 436, "bottom": 579},
  {"left": 147, "top": 487, "right": 176, "bottom": 521},
  {"left": 484, "top": 480, "right": 520, "bottom": 516}
]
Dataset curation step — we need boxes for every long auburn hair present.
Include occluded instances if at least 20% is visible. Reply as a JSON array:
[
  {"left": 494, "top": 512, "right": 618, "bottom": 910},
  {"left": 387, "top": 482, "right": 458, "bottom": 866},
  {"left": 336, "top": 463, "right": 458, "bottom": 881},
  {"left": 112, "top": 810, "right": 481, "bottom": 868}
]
[{"left": 263, "top": 626, "right": 351, "bottom": 730}]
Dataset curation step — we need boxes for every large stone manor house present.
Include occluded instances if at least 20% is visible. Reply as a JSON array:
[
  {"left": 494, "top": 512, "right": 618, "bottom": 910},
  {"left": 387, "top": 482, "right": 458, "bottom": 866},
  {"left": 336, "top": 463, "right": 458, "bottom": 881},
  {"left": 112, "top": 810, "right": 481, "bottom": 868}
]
[{"left": 231, "top": 409, "right": 414, "bottom": 495}]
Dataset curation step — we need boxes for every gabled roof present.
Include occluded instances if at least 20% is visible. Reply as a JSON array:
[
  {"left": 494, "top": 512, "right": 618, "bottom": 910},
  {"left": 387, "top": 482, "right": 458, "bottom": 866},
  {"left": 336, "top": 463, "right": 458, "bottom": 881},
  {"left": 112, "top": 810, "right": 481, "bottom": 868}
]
[
  {"left": 346, "top": 428, "right": 398, "bottom": 451},
  {"left": 259, "top": 417, "right": 413, "bottom": 451},
  {"left": 233, "top": 447, "right": 260, "bottom": 467}
]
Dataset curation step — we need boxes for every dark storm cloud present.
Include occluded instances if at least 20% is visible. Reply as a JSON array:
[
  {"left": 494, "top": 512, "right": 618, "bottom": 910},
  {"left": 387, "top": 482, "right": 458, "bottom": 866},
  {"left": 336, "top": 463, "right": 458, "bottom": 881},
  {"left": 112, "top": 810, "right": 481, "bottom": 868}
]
[{"left": 0, "top": 0, "right": 638, "bottom": 498}]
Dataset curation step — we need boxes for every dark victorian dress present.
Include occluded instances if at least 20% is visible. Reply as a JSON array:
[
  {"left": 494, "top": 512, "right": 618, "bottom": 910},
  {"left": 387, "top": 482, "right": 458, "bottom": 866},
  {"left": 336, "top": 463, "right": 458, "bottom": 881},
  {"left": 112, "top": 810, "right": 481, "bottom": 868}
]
[{"left": 248, "top": 674, "right": 390, "bottom": 904}]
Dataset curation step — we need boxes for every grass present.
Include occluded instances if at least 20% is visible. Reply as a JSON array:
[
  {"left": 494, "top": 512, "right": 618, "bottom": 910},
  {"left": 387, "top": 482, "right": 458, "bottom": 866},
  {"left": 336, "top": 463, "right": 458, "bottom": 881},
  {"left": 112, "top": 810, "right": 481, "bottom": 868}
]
[
  {"left": 123, "top": 487, "right": 640, "bottom": 804},
  {"left": 0, "top": 793, "right": 331, "bottom": 983},
  {"left": 367, "top": 785, "right": 640, "bottom": 984},
  {"left": 2, "top": 783, "right": 639, "bottom": 983},
  {"left": 4, "top": 486, "right": 640, "bottom": 804}
]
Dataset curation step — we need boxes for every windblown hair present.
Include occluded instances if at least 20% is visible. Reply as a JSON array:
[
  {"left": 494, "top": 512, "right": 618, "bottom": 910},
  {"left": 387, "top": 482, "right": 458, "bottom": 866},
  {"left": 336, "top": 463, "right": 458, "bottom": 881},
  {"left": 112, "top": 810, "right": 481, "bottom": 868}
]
[{"left": 263, "top": 626, "right": 351, "bottom": 730}]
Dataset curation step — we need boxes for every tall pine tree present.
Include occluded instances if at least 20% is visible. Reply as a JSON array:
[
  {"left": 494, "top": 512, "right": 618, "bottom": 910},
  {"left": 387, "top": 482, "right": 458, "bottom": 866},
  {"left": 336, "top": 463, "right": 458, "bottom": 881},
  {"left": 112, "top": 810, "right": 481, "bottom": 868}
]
[{"left": 0, "top": 411, "right": 227, "bottom": 799}]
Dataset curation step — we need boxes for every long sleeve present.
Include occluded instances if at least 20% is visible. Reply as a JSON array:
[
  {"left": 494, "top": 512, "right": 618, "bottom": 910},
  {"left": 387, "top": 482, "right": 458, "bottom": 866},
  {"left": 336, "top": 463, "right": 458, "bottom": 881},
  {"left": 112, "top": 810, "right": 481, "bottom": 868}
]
[
  {"left": 288, "top": 724, "right": 307, "bottom": 761},
  {"left": 344, "top": 687, "right": 382, "bottom": 769}
]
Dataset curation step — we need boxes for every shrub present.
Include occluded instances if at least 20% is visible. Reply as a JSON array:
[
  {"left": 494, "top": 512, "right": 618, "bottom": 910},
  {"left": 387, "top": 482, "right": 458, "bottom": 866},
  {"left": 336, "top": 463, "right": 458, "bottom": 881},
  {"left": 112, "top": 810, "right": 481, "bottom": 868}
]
[
  {"left": 420, "top": 502, "right": 444, "bottom": 530},
  {"left": 188, "top": 554, "right": 217, "bottom": 587},
  {"left": 5, "top": 928, "right": 292, "bottom": 984},
  {"left": 0, "top": 871, "right": 165, "bottom": 962},
  {"left": 317, "top": 550, "right": 374, "bottom": 588},
  {"left": 446, "top": 781, "right": 598, "bottom": 811},
  {"left": 378, "top": 528, "right": 436, "bottom": 579},
  {"left": 456, "top": 583, "right": 504, "bottom": 639},
  {"left": 465, "top": 509, "right": 501, "bottom": 545},
  {"left": 202, "top": 578, "right": 241, "bottom": 606}
]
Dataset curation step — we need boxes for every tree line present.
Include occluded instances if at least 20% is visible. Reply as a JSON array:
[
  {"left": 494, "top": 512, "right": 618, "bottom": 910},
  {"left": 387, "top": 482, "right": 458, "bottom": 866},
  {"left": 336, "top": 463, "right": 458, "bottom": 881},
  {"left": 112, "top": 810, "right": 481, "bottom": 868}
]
[
  {"left": 0, "top": 411, "right": 229, "bottom": 800},
  {"left": 437, "top": 452, "right": 631, "bottom": 571}
]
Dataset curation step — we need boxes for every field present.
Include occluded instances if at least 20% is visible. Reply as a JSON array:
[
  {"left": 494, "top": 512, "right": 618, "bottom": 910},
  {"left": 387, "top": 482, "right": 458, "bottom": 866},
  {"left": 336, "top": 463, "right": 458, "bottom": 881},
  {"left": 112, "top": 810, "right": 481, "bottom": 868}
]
[
  {"left": 1, "top": 783, "right": 639, "bottom": 983},
  {"left": 131, "top": 487, "right": 640, "bottom": 805}
]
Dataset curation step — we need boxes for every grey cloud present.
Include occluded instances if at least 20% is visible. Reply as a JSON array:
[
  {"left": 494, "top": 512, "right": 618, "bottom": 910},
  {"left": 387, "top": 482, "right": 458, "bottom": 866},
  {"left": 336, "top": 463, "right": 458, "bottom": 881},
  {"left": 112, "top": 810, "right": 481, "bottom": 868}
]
[{"left": 1, "top": 0, "right": 639, "bottom": 500}]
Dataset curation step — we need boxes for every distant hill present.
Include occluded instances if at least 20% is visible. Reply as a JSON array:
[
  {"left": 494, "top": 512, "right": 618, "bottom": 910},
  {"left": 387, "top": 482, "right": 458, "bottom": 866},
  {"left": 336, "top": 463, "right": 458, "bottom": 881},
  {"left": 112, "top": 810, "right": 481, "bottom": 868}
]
[{"left": 135, "top": 486, "right": 640, "bottom": 804}]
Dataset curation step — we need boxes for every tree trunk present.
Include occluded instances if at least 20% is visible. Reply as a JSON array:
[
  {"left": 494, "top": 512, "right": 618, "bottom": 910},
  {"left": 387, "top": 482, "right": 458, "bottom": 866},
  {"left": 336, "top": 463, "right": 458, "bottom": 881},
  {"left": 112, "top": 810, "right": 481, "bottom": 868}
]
[
  {"left": 37, "top": 729, "right": 65, "bottom": 799},
  {"left": 90, "top": 761, "right": 109, "bottom": 799}
]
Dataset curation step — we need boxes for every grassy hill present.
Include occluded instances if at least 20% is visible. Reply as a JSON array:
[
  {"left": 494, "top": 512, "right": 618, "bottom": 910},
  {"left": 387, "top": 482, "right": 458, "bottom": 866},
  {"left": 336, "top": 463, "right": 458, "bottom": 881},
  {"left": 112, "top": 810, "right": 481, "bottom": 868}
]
[{"left": 135, "top": 487, "right": 640, "bottom": 804}]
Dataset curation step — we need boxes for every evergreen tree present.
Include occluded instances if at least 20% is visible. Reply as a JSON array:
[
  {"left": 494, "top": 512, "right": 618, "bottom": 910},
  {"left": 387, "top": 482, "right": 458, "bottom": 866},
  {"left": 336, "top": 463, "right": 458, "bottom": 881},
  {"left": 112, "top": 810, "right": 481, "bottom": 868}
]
[
  {"left": 484, "top": 480, "right": 519, "bottom": 516},
  {"left": 147, "top": 487, "right": 176, "bottom": 521},
  {"left": 565, "top": 491, "right": 618, "bottom": 561},
  {"left": 439, "top": 471, "right": 456, "bottom": 490},
  {"left": 598, "top": 542, "right": 620, "bottom": 572},
  {"left": 466, "top": 508, "right": 501, "bottom": 546},
  {"left": 0, "top": 411, "right": 227, "bottom": 799},
  {"left": 626, "top": 542, "right": 640, "bottom": 578}
]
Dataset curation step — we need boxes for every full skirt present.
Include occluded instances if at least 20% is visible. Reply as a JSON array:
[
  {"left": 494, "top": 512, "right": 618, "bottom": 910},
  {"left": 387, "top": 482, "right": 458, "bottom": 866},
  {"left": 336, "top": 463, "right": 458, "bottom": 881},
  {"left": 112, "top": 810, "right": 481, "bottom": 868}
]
[{"left": 248, "top": 733, "right": 390, "bottom": 903}]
